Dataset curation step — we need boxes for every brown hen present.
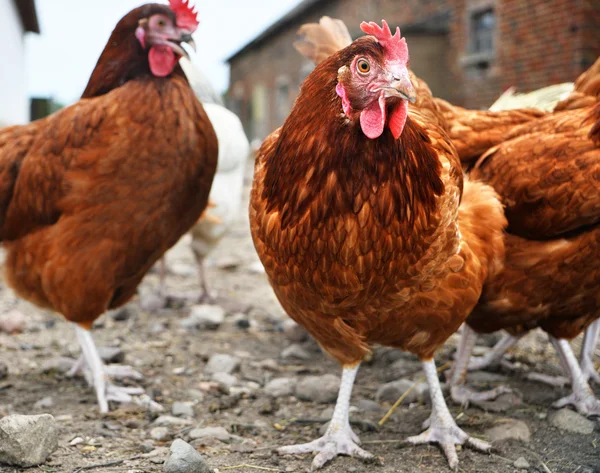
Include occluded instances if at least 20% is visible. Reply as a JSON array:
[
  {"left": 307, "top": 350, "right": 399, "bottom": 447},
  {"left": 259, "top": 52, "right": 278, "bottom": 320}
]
[
  {"left": 0, "top": 2, "right": 217, "bottom": 412},
  {"left": 250, "top": 20, "right": 506, "bottom": 470},
  {"left": 447, "top": 101, "right": 600, "bottom": 415}
]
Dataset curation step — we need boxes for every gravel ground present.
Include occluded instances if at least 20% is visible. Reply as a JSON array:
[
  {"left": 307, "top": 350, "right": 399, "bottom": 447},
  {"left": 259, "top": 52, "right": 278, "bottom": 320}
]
[{"left": 0, "top": 161, "right": 599, "bottom": 473}]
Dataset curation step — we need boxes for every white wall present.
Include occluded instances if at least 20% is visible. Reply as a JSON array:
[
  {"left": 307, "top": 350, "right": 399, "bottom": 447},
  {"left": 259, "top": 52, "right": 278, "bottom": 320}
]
[{"left": 0, "top": 0, "right": 27, "bottom": 125}]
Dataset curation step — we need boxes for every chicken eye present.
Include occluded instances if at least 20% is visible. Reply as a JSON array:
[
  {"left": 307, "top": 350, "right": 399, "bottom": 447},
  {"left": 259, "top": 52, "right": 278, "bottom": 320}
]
[
  {"left": 357, "top": 59, "right": 371, "bottom": 74},
  {"left": 157, "top": 18, "right": 166, "bottom": 27}
]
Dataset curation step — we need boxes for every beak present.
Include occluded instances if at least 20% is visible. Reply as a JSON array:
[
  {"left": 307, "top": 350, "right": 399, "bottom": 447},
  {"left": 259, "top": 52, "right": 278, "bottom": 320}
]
[
  {"left": 180, "top": 32, "right": 197, "bottom": 52},
  {"left": 384, "top": 74, "right": 417, "bottom": 104}
]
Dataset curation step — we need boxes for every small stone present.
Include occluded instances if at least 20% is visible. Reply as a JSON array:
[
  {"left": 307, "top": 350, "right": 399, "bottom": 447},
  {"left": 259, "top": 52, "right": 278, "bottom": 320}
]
[
  {"left": 171, "top": 402, "right": 194, "bottom": 418},
  {"left": 0, "top": 310, "right": 26, "bottom": 334},
  {"left": 0, "top": 362, "right": 8, "bottom": 380},
  {"left": 0, "top": 414, "right": 58, "bottom": 467},
  {"left": 264, "top": 378, "right": 297, "bottom": 398},
  {"left": 211, "top": 372, "right": 237, "bottom": 388},
  {"left": 150, "top": 427, "right": 172, "bottom": 442},
  {"left": 282, "top": 320, "right": 309, "bottom": 343},
  {"left": 152, "top": 416, "right": 194, "bottom": 427},
  {"left": 41, "top": 357, "right": 76, "bottom": 374},
  {"left": 188, "top": 426, "right": 231, "bottom": 442},
  {"left": 295, "top": 374, "right": 340, "bottom": 403},
  {"left": 98, "top": 346, "right": 125, "bottom": 364},
  {"left": 281, "top": 344, "right": 311, "bottom": 360},
  {"left": 34, "top": 397, "right": 54, "bottom": 409},
  {"left": 69, "top": 437, "right": 84, "bottom": 446},
  {"left": 108, "top": 307, "right": 133, "bottom": 321},
  {"left": 383, "top": 359, "right": 422, "bottom": 381},
  {"left": 180, "top": 305, "right": 225, "bottom": 331},
  {"left": 357, "top": 399, "right": 384, "bottom": 413},
  {"left": 514, "top": 457, "right": 530, "bottom": 469},
  {"left": 139, "top": 441, "right": 155, "bottom": 453},
  {"left": 140, "top": 292, "right": 166, "bottom": 312},
  {"left": 257, "top": 398, "right": 279, "bottom": 415},
  {"left": 163, "top": 439, "right": 213, "bottom": 473},
  {"left": 484, "top": 418, "right": 531, "bottom": 443},
  {"left": 473, "top": 392, "right": 521, "bottom": 413},
  {"left": 257, "top": 359, "right": 279, "bottom": 372},
  {"left": 204, "top": 354, "right": 240, "bottom": 375},
  {"left": 549, "top": 408, "right": 594, "bottom": 434},
  {"left": 149, "top": 322, "right": 168, "bottom": 334},
  {"left": 376, "top": 379, "right": 426, "bottom": 404}
]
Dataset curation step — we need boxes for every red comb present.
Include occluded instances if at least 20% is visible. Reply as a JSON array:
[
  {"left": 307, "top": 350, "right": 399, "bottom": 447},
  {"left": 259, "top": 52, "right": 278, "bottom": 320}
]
[
  {"left": 169, "top": 0, "right": 199, "bottom": 32},
  {"left": 360, "top": 20, "right": 408, "bottom": 65}
]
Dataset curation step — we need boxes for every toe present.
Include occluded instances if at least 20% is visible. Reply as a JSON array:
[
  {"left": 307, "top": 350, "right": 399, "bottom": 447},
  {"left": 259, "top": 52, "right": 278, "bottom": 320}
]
[
  {"left": 466, "top": 436, "right": 491, "bottom": 452},
  {"left": 439, "top": 442, "right": 459, "bottom": 470},
  {"left": 311, "top": 443, "right": 337, "bottom": 471},
  {"left": 278, "top": 442, "right": 318, "bottom": 456}
]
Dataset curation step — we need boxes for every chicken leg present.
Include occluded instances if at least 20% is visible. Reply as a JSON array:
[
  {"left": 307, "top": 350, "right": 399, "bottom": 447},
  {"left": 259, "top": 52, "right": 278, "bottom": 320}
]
[
  {"left": 580, "top": 320, "right": 600, "bottom": 384},
  {"left": 467, "top": 332, "right": 523, "bottom": 371},
  {"left": 448, "top": 325, "right": 512, "bottom": 406},
  {"left": 277, "top": 364, "right": 374, "bottom": 470},
  {"left": 192, "top": 248, "right": 215, "bottom": 304},
  {"left": 550, "top": 337, "right": 600, "bottom": 416},
  {"left": 70, "top": 324, "right": 162, "bottom": 413},
  {"left": 407, "top": 359, "right": 491, "bottom": 470}
]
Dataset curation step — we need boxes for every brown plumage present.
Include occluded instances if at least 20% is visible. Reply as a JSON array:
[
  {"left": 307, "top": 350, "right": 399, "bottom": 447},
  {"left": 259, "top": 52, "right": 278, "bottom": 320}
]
[
  {"left": 554, "top": 56, "right": 600, "bottom": 111},
  {"left": 0, "top": 2, "right": 217, "bottom": 412},
  {"left": 251, "top": 22, "right": 505, "bottom": 469}
]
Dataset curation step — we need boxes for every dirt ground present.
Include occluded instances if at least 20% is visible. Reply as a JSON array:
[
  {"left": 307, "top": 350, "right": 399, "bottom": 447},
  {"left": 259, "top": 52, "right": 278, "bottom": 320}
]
[{"left": 0, "top": 161, "right": 599, "bottom": 473}]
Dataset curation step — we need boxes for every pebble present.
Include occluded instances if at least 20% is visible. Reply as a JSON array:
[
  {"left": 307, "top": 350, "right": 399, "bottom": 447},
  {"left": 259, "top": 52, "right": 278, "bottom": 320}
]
[
  {"left": 473, "top": 392, "right": 521, "bottom": 413},
  {"left": 0, "top": 414, "right": 58, "bottom": 467},
  {"left": 108, "top": 306, "right": 134, "bottom": 321},
  {"left": 41, "top": 357, "right": 76, "bottom": 374},
  {"left": 257, "top": 359, "right": 280, "bottom": 372},
  {"left": 295, "top": 374, "right": 340, "bottom": 403},
  {"left": 98, "top": 346, "right": 125, "bottom": 364},
  {"left": 149, "top": 322, "right": 168, "bottom": 334},
  {"left": 163, "top": 439, "right": 213, "bottom": 473},
  {"left": 140, "top": 292, "right": 166, "bottom": 312},
  {"left": 514, "top": 457, "right": 530, "bottom": 469},
  {"left": 257, "top": 398, "right": 279, "bottom": 415},
  {"left": 549, "top": 408, "right": 594, "bottom": 434},
  {"left": 383, "top": 359, "right": 422, "bottom": 381},
  {"left": 376, "top": 379, "right": 428, "bottom": 404},
  {"left": 180, "top": 305, "right": 225, "bottom": 331},
  {"left": 357, "top": 399, "right": 384, "bottom": 413},
  {"left": 484, "top": 418, "right": 531, "bottom": 443},
  {"left": 150, "top": 427, "right": 172, "bottom": 442},
  {"left": 69, "top": 437, "right": 84, "bottom": 446},
  {"left": 0, "top": 310, "right": 26, "bottom": 334},
  {"left": 281, "top": 344, "right": 311, "bottom": 361},
  {"left": 34, "top": 397, "right": 54, "bottom": 409},
  {"left": 152, "top": 416, "right": 194, "bottom": 427},
  {"left": 171, "top": 402, "right": 195, "bottom": 418},
  {"left": 211, "top": 372, "right": 238, "bottom": 388},
  {"left": 188, "top": 426, "right": 231, "bottom": 442},
  {"left": 282, "top": 320, "right": 309, "bottom": 343},
  {"left": 264, "top": 378, "right": 297, "bottom": 398},
  {"left": 204, "top": 354, "right": 240, "bottom": 375},
  {"left": 0, "top": 361, "right": 8, "bottom": 380}
]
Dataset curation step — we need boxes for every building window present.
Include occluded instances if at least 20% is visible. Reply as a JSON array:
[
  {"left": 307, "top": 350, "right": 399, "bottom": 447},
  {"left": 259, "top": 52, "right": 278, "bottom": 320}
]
[
  {"left": 275, "top": 76, "right": 290, "bottom": 125},
  {"left": 470, "top": 9, "right": 496, "bottom": 55}
]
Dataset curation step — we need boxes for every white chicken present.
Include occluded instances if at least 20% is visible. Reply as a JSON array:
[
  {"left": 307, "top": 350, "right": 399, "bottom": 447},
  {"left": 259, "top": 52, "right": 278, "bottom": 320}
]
[{"left": 157, "top": 58, "right": 250, "bottom": 303}]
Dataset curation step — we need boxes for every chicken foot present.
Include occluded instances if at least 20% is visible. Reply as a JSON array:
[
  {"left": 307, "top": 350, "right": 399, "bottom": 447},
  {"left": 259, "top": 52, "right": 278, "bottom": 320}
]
[
  {"left": 550, "top": 337, "right": 600, "bottom": 417},
  {"left": 407, "top": 359, "right": 491, "bottom": 470},
  {"left": 580, "top": 320, "right": 600, "bottom": 384},
  {"left": 448, "top": 325, "right": 512, "bottom": 406},
  {"left": 71, "top": 325, "right": 162, "bottom": 413},
  {"left": 467, "top": 332, "right": 523, "bottom": 371},
  {"left": 277, "top": 363, "right": 374, "bottom": 471}
]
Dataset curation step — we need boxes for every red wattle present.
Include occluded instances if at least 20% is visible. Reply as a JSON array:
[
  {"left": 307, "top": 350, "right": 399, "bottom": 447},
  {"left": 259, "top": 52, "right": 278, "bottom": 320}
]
[{"left": 148, "top": 45, "right": 177, "bottom": 77}]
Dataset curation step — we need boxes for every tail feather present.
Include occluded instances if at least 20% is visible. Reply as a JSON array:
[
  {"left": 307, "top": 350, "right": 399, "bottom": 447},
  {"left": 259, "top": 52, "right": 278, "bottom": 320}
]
[{"left": 294, "top": 16, "right": 353, "bottom": 66}]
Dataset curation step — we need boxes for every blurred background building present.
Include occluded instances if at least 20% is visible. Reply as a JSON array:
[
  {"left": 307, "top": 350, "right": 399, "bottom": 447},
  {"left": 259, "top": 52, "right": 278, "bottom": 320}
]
[
  {"left": 227, "top": 0, "right": 600, "bottom": 142},
  {"left": 0, "top": 0, "right": 39, "bottom": 125}
]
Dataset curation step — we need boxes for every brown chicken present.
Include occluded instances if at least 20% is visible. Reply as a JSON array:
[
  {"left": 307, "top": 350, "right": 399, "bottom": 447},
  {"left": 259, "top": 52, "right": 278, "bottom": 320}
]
[
  {"left": 447, "top": 102, "right": 600, "bottom": 415},
  {"left": 0, "top": 1, "right": 218, "bottom": 412},
  {"left": 250, "top": 20, "right": 506, "bottom": 470}
]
